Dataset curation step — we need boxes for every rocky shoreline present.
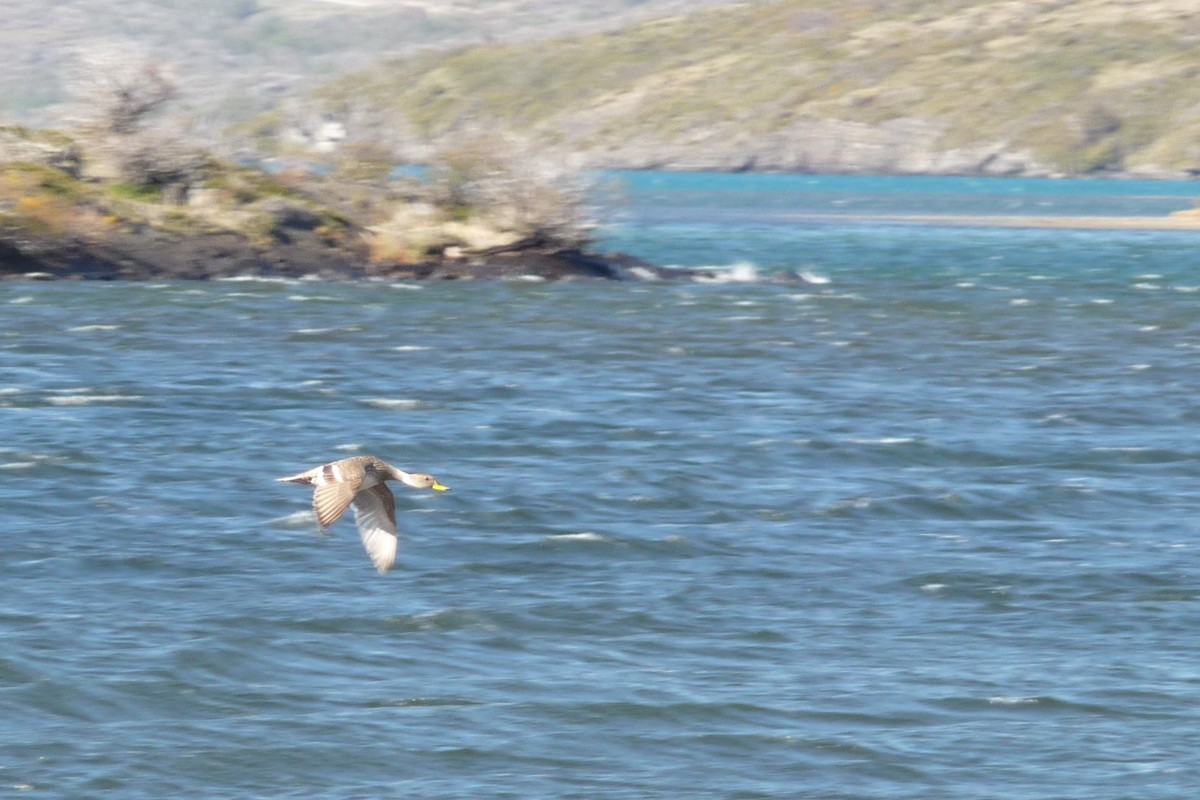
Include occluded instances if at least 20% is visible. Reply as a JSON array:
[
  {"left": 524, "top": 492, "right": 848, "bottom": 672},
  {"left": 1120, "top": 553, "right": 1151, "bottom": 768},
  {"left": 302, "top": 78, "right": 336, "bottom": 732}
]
[
  {"left": 0, "top": 228, "right": 703, "bottom": 283},
  {"left": 2, "top": 124, "right": 714, "bottom": 283},
  {"left": 0, "top": 229, "right": 833, "bottom": 283}
]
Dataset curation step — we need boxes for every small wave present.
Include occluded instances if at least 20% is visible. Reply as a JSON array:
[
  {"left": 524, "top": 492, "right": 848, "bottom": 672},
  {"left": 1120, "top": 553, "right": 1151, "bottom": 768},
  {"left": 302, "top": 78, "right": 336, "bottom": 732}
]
[
  {"left": 361, "top": 398, "right": 426, "bottom": 410},
  {"left": 46, "top": 394, "right": 142, "bottom": 406},
  {"left": 798, "top": 270, "right": 830, "bottom": 284},
  {"left": 385, "top": 608, "right": 494, "bottom": 633},
  {"left": 67, "top": 324, "right": 120, "bottom": 332},
  {"left": 217, "top": 275, "right": 298, "bottom": 284},
  {"left": 293, "top": 326, "right": 361, "bottom": 335},
  {"left": 627, "top": 267, "right": 661, "bottom": 281},
  {"left": 693, "top": 261, "right": 761, "bottom": 283},
  {"left": 988, "top": 696, "right": 1040, "bottom": 705},
  {"left": 544, "top": 532, "right": 610, "bottom": 543},
  {"left": 393, "top": 345, "right": 431, "bottom": 352}
]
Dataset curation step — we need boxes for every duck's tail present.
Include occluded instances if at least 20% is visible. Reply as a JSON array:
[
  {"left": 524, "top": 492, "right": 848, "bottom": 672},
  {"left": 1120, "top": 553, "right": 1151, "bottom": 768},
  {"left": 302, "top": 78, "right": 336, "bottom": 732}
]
[{"left": 277, "top": 468, "right": 319, "bottom": 485}]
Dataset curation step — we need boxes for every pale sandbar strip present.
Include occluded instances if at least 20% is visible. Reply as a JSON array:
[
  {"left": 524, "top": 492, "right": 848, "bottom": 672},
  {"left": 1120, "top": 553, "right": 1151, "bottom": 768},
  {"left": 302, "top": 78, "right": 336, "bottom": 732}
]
[{"left": 796, "top": 213, "right": 1200, "bottom": 231}]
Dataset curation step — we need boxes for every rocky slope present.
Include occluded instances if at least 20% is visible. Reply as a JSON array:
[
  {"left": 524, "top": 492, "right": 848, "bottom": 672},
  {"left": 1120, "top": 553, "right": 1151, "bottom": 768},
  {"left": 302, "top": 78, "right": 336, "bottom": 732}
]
[
  {"left": 0, "top": 126, "right": 706, "bottom": 282},
  {"left": 269, "top": 0, "right": 1200, "bottom": 178}
]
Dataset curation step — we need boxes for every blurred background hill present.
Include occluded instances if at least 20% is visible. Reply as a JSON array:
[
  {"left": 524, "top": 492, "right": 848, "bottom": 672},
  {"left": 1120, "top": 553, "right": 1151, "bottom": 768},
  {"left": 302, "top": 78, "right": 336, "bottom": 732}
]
[
  {"left": 6, "top": 0, "right": 1200, "bottom": 177},
  {"left": 2, "top": 0, "right": 738, "bottom": 131}
]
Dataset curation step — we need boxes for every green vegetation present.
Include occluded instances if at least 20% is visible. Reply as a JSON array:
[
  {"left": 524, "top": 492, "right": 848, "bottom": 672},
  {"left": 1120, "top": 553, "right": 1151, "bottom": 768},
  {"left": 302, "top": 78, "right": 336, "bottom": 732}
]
[
  {"left": 1, "top": 120, "right": 596, "bottom": 274},
  {"left": 289, "top": 0, "right": 1200, "bottom": 175}
]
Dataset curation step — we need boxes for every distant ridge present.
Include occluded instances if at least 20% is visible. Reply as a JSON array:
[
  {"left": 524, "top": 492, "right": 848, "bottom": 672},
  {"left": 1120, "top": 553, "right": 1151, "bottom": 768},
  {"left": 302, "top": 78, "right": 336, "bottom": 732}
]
[{"left": 266, "top": 0, "right": 1200, "bottom": 178}]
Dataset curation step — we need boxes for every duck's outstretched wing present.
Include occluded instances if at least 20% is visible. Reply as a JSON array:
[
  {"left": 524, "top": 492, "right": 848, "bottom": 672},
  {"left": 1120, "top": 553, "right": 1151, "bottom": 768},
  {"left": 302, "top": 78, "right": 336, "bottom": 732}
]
[
  {"left": 352, "top": 483, "right": 399, "bottom": 573},
  {"left": 313, "top": 480, "right": 358, "bottom": 528}
]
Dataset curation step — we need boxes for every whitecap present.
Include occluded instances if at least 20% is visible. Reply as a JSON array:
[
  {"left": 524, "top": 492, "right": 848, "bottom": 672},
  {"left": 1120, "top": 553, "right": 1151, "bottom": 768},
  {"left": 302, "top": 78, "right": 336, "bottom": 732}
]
[
  {"left": 848, "top": 437, "right": 916, "bottom": 445},
  {"left": 694, "top": 261, "right": 760, "bottom": 283},
  {"left": 335, "top": 443, "right": 363, "bottom": 452},
  {"left": 393, "top": 345, "right": 431, "bottom": 352},
  {"left": 798, "top": 270, "right": 830, "bottom": 285},
  {"left": 361, "top": 398, "right": 425, "bottom": 410},
  {"left": 46, "top": 394, "right": 142, "bottom": 406},
  {"left": 9, "top": 296, "right": 34, "bottom": 304},
  {"left": 67, "top": 324, "right": 120, "bottom": 332},
  {"left": 218, "top": 275, "right": 297, "bottom": 284},
  {"left": 545, "top": 532, "right": 609, "bottom": 543},
  {"left": 988, "top": 696, "right": 1038, "bottom": 705}
]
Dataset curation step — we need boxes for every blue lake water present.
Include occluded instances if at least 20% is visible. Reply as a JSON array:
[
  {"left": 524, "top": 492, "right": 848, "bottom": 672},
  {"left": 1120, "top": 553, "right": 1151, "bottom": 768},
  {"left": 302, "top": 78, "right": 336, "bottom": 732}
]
[{"left": 3, "top": 173, "right": 1200, "bottom": 798}]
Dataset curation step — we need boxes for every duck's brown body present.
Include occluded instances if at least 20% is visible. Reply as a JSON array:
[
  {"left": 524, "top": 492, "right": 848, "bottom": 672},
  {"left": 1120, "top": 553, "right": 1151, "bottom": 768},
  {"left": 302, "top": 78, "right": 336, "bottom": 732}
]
[{"left": 278, "top": 455, "right": 447, "bottom": 573}]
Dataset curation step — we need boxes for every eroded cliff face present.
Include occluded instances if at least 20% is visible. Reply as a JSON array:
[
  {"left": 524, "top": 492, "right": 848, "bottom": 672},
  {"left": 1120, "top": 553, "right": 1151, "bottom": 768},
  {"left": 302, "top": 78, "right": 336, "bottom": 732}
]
[{"left": 578, "top": 117, "right": 1048, "bottom": 176}]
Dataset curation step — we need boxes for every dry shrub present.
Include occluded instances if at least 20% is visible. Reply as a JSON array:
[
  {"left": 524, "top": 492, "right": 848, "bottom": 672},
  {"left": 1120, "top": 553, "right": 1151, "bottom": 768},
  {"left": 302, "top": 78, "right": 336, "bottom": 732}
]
[
  {"left": 107, "top": 132, "right": 213, "bottom": 202},
  {"left": 429, "top": 132, "right": 595, "bottom": 249},
  {"left": 366, "top": 202, "right": 446, "bottom": 264}
]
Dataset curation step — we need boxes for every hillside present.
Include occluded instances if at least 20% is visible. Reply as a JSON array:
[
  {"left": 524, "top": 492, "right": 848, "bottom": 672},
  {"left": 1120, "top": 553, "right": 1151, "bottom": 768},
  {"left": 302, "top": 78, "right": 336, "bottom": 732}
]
[
  {"left": 0, "top": 0, "right": 743, "bottom": 134},
  {"left": 265, "top": 0, "right": 1200, "bottom": 177}
]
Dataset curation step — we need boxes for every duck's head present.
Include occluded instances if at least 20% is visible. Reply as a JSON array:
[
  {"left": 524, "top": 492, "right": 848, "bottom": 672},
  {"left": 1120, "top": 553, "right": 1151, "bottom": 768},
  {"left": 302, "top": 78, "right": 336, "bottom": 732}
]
[{"left": 399, "top": 471, "right": 449, "bottom": 492}]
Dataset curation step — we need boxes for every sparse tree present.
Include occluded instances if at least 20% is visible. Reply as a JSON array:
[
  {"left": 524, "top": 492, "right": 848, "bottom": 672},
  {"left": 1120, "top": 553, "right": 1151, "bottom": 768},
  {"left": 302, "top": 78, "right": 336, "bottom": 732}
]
[
  {"left": 96, "top": 63, "right": 178, "bottom": 136},
  {"left": 430, "top": 132, "right": 595, "bottom": 250},
  {"left": 69, "top": 45, "right": 178, "bottom": 136},
  {"left": 68, "top": 51, "right": 209, "bottom": 202}
]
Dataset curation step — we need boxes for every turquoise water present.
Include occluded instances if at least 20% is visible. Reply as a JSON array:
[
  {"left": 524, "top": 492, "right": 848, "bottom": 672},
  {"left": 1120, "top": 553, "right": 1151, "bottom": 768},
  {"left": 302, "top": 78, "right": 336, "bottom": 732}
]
[{"left": 3, "top": 174, "right": 1200, "bottom": 798}]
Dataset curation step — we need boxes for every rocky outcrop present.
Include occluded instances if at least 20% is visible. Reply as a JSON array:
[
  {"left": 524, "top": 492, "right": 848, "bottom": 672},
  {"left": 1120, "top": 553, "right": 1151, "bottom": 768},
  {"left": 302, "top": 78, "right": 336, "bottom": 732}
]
[{"left": 0, "top": 220, "right": 707, "bottom": 282}]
